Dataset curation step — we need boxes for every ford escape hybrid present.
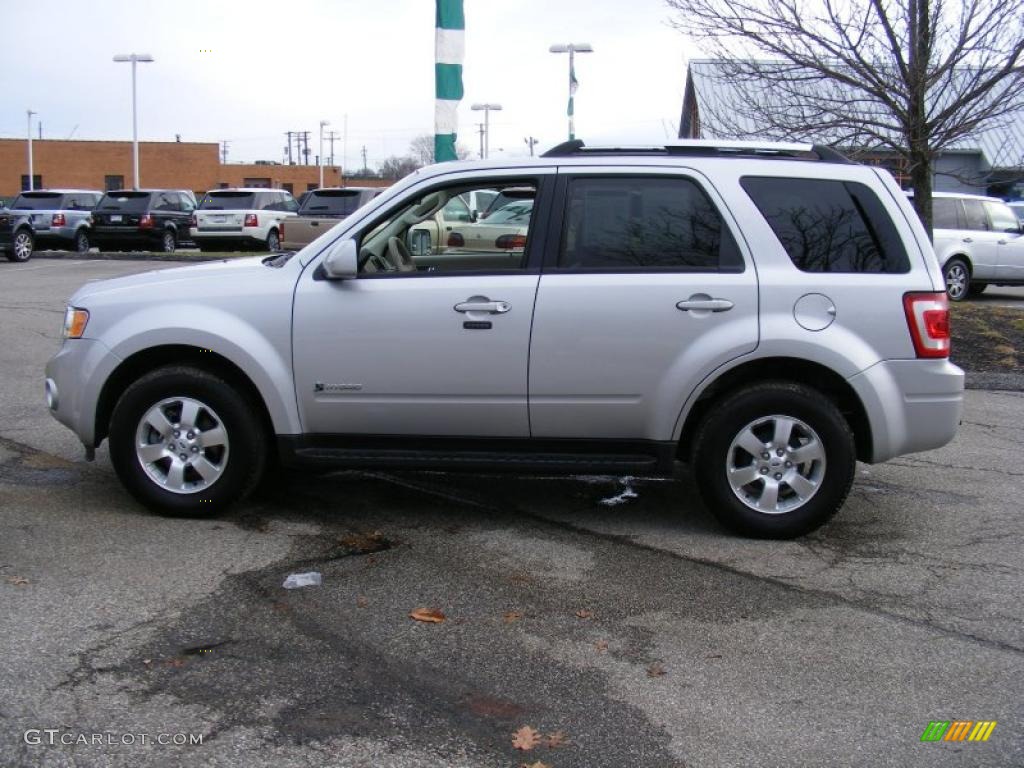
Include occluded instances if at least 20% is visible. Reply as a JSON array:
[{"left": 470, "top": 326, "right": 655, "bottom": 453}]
[{"left": 44, "top": 140, "right": 963, "bottom": 538}]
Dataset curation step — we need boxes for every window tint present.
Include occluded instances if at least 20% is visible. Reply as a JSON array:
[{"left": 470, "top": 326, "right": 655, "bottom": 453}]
[
  {"left": 741, "top": 177, "right": 909, "bottom": 273},
  {"left": 984, "top": 201, "right": 1020, "bottom": 232},
  {"left": 153, "top": 193, "right": 177, "bottom": 212},
  {"left": 441, "top": 196, "right": 472, "bottom": 222},
  {"left": 200, "top": 192, "right": 256, "bottom": 210},
  {"left": 11, "top": 192, "right": 63, "bottom": 210},
  {"left": 933, "top": 198, "right": 963, "bottom": 229},
  {"left": 559, "top": 177, "right": 742, "bottom": 272},
  {"left": 301, "top": 190, "right": 366, "bottom": 216},
  {"left": 962, "top": 199, "right": 989, "bottom": 231},
  {"left": 97, "top": 192, "right": 152, "bottom": 212}
]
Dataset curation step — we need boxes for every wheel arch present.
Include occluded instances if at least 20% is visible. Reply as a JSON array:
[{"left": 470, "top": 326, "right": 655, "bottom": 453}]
[
  {"left": 677, "top": 356, "right": 873, "bottom": 463},
  {"left": 942, "top": 252, "right": 972, "bottom": 273}
]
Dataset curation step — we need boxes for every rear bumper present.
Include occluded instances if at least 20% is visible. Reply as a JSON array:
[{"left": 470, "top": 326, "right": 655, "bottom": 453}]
[
  {"left": 848, "top": 359, "right": 964, "bottom": 463},
  {"left": 192, "top": 230, "right": 263, "bottom": 244},
  {"left": 45, "top": 338, "right": 121, "bottom": 448}
]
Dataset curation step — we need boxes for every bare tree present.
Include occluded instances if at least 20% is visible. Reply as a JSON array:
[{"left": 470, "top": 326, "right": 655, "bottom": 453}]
[
  {"left": 409, "top": 134, "right": 475, "bottom": 166},
  {"left": 378, "top": 156, "right": 422, "bottom": 180},
  {"left": 667, "top": 0, "right": 1024, "bottom": 233}
]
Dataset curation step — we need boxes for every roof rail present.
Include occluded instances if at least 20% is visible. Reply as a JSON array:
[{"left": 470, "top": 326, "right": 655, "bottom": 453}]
[{"left": 541, "top": 139, "right": 853, "bottom": 164}]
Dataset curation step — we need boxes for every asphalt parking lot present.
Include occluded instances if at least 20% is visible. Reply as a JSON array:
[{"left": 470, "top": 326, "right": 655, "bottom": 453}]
[{"left": 1, "top": 259, "right": 1022, "bottom": 767}]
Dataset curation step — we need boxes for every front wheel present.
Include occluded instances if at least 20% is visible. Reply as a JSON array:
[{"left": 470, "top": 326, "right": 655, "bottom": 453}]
[
  {"left": 692, "top": 381, "right": 856, "bottom": 539},
  {"left": 943, "top": 258, "right": 970, "bottom": 301},
  {"left": 108, "top": 366, "right": 268, "bottom": 516},
  {"left": 7, "top": 229, "right": 34, "bottom": 262}
]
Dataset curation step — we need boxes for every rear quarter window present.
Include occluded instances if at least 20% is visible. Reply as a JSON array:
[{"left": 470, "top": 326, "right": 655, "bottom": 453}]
[{"left": 741, "top": 176, "right": 910, "bottom": 274}]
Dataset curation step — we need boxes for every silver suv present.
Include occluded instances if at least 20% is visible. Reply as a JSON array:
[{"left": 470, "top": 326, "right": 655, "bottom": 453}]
[{"left": 44, "top": 141, "right": 964, "bottom": 538}]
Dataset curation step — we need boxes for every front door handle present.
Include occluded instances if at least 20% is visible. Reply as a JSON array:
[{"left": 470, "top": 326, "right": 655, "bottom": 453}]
[
  {"left": 962, "top": 237, "right": 974, "bottom": 243},
  {"left": 454, "top": 298, "right": 511, "bottom": 314},
  {"left": 676, "top": 298, "right": 734, "bottom": 312}
]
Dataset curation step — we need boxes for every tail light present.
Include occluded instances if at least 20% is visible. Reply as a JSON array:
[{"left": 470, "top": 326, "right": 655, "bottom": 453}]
[
  {"left": 189, "top": 214, "right": 197, "bottom": 227},
  {"left": 139, "top": 214, "right": 154, "bottom": 229},
  {"left": 495, "top": 234, "right": 527, "bottom": 250},
  {"left": 447, "top": 232, "right": 464, "bottom": 247},
  {"left": 244, "top": 213, "right": 258, "bottom": 227},
  {"left": 903, "top": 292, "right": 950, "bottom": 358},
  {"left": 279, "top": 222, "right": 285, "bottom": 238},
  {"left": 51, "top": 213, "right": 66, "bottom": 226}
]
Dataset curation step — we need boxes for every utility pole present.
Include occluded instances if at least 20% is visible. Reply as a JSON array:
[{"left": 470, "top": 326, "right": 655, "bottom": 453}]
[
  {"left": 326, "top": 130, "right": 340, "bottom": 166},
  {"left": 301, "top": 132, "right": 311, "bottom": 165},
  {"left": 26, "top": 110, "right": 36, "bottom": 191},
  {"left": 524, "top": 136, "right": 538, "bottom": 156},
  {"left": 285, "top": 131, "right": 293, "bottom": 164},
  {"left": 476, "top": 123, "right": 485, "bottom": 159},
  {"left": 361, "top": 145, "right": 368, "bottom": 174},
  {"left": 318, "top": 120, "right": 329, "bottom": 188},
  {"left": 113, "top": 53, "right": 155, "bottom": 189},
  {"left": 220, "top": 141, "right": 229, "bottom": 164},
  {"left": 470, "top": 103, "right": 502, "bottom": 159}
]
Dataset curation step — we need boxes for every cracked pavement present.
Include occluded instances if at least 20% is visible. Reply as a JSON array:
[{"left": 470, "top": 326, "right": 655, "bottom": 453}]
[{"left": 1, "top": 259, "right": 1022, "bottom": 767}]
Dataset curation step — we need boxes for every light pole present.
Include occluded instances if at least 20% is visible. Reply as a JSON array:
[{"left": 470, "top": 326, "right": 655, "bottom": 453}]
[
  {"left": 113, "top": 53, "right": 154, "bottom": 189},
  {"left": 549, "top": 43, "right": 593, "bottom": 141},
  {"left": 470, "top": 103, "right": 502, "bottom": 159},
  {"left": 319, "top": 120, "right": 329, "bottom": 188},
  {"left": 26, "top": 110, "right": 36, "bottom": 191}
]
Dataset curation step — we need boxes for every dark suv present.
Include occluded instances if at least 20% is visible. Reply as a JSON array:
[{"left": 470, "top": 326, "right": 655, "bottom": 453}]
[{"left": 92, "top": 190, "right": 196, "bottom": 253}]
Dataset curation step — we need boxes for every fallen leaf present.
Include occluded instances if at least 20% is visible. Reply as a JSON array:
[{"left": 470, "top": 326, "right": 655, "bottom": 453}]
[
  {"left": 594, "top": 640, "right": 609, "bottom": 653},
  {"left": 356, "top": 596, "right": 369, "bottom": 608},
  {"left": 409, "top": 607, "right": 446, "bottom": 623},
  {"left": 165, "top": 658, "right": 186, "bottom": 668},
  {"left": 511, "top": 725, "right": 542, "bottom": 751},
  {"left": 520, "top": 762, "right": 552, "bottom": 768},
  {"left": 509, "top": 573, "right": 532, "bottom": 585},
  {"left": 5, "top": 576, "right": 29, "bottom": 586},
  {"left": 575, "top": 609, "right": 594, "bottom": 620},
  {"left": 339, "top": 531, "right": 389, "bottom": 553},
  {"left": 503, "top": 611, "right": 523, "bottom": 624},
  {"left": 705, "top": 653, "right": 723, "bottom": 659},
  {"left": 647, "top": 663, "right": 667, "bottom": 677},
  {"left": 271, "top": 601, "right": 290, "bottom": 613},
  {"left": 545, "top": 730, "right": 570, "bottom": 748}
]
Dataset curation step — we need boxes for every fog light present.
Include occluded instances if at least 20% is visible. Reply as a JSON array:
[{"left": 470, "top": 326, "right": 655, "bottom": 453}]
[{"left": 45, "top": 378, "right": 58, "bottom": 411}]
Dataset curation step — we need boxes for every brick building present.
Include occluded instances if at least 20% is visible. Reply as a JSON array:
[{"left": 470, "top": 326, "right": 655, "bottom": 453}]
[{"left": 0, "top": 138, "right": 391, "bottom": 197}]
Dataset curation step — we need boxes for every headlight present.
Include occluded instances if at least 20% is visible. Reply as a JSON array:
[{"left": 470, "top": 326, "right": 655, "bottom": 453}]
[{"left": 62, "top": 307, "right": 90, "bottom": 339}]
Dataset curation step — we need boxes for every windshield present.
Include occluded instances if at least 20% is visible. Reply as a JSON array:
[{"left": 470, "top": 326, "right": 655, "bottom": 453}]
[
  {"left": 485, "top": 200, "right": 533, "bottom": 225},
  {"left": 97, "top": 192, "right": 152, "bottom": 212},
  {"left": 12, "top": 193, "right": 64, "bottom": 210},
  {"left": 200, "top": 192, "right": 257, "bottom": 210},
  {"left": 301, "top": 190, "right": 365, "bottom": 216}
]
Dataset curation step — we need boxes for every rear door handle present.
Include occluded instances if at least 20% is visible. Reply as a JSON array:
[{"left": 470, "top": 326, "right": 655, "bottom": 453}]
[
  {"left": 962, "top": 237, "right": 974, "bottom": 243},
  {"left": 454, "top": 299, "right": 511, "bottom": 314},
  {"left": 676, "top": 298, "right": 734, "bottom": 312}
]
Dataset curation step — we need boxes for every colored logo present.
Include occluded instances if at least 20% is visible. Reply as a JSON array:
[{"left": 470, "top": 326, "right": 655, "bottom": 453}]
[{"left": 921, "top": 721, "right": 997, "bottom": 742}]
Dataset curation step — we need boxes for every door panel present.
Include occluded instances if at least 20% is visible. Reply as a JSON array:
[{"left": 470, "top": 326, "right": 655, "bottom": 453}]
[{"left": 292, "top": 274, "right": 539, "bottom": 436}]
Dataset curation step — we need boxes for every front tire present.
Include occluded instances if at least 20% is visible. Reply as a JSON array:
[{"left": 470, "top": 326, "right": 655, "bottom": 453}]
[
  {"left": 109, "top": 366, "right": 268, "bottom": 516},
  {"left": 943, "top": 258, "right": 970, "bottom": 301},
  {"left": 7, "top": 229, "right": 34, "bottom": 262},
  {"left": 692, "top": 381, "right": 856, "bottom": 539}
]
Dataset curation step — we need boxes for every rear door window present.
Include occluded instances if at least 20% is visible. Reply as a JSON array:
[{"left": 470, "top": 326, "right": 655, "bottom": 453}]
[
  {"left": 962, "top": 199, "right": 989, "bottom": 231},
  {"left": 741, "top": 176, "right": 910, "bottom": 273},
  {"left": 558, "top": 176, "right": 743, "bottom": 272}
]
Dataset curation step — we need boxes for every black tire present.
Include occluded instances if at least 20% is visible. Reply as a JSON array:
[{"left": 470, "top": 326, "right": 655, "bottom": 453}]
[
  {"left": 108, "top": 366, "right": 268, "bottom": 517},
  {"left": 943, "top": 258, "right": 970, "bottom": 301},
  {"left": 196, "top": 242, "right": 213, "bottom": 253},
  {"left": 7, "top": 228, "right": 34, "bottom": 262},
  {"left": 968, "top": 282, "right": 988, "bottom": 297},
  {"left": 74, "top": 229, "right": 90, "bottom": 254},
  {"left": 161, "top": 229, "right": 177, "bottom": 253},
  {"left": 692, "top": 381, "right": 856, "bottom": 539},
  {"left": 266, "top": 229, "right": 280, "bottom": 252}
]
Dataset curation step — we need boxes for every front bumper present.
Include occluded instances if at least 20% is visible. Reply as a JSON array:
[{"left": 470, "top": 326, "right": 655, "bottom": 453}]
[
  {"left": 45, "top": 338, "right": 121, "bottom": 449},
  {"left": 847, "top": 358, "right": 964, "bottom": 463}
]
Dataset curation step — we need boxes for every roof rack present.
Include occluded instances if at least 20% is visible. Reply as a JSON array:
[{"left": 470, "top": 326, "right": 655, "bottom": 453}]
[{"left": 541, "top": 139, "right": 853, "bottom": 164}]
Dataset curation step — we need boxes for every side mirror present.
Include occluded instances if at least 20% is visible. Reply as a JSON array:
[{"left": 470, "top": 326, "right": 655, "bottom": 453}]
[
  {"left": 408, "top": 228, "right": 432, "bottom": 257},
  {"left": 470, "top": 209, "right": 479, "bottom": 223},
  {"left": 322, "top": 239, "right": 358, "bottom": 279}
]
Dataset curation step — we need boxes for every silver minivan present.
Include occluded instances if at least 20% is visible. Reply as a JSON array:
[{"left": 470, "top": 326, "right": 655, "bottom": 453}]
[{"left": 45, "top": 141, "right": 963, "bottom": 538}]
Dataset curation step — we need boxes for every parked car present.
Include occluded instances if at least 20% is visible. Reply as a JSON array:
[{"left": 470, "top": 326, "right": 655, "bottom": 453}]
[
  {"left": 92, "top": 190, "right": 195, "bottom": 253},
  {"left": 927, "top": 191, "right": 1024, "bottom": 300},
  {"left": 191, "top": 188, "right": 298, "bottom": 252},
  {"left": 45, "top": 139, "right": 963, "bottom": 539},
  {"left": 4, "top": 189, "right": 102, "bottom": 253},
  {"left": 0, "top": 207, "right": 36, "bottom": 262},
  {"left": 280, "top": 187, "right": 383, "bottom": 250}
]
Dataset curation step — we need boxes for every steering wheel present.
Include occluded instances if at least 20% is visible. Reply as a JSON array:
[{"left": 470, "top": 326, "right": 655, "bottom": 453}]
[{"left": 387, "top": 236, "right": 416, "bottom": 272}]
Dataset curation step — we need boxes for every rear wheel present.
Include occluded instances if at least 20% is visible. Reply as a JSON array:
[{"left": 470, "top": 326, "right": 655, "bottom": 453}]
[
  {"left": 7, "top": 229, "right": 34, "bottom": 262},
  {"left": 161, "top": 229, "right": 177, "bottom": 253},
  {"left": 108, "top": 366, "right": 268, "bottom": 516},
  {"left": 266, "top": 230, "right": 280, "bottom": 252},
  {"left": 74, "top": 229, "right": 90, "bottom": 254},
  {"left": 943, "top": 258, "right": 970, "bottom": 301},
  {"left": 968, "top": 282, "right": 988, "bottom": 297},
  {"left": 692, "top": 381, "right": 856, "bottom": 539}
]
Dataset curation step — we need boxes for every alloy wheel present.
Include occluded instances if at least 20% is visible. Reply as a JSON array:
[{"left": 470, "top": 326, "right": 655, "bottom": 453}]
[{"left": 134, "top": 396, "right": 229, "bottom": 494}]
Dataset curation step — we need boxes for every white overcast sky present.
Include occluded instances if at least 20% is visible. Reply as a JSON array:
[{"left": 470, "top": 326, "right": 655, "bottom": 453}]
[{"left": 0, "top": 0, "right": 699, "bottom": 170}]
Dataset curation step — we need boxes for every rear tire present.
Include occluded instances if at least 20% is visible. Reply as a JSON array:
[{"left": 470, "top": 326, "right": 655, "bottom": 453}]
[
  {"left": 692, "top": 381, "right": 856, "bottom": 539},
  {"left": 968, "top": 282, "right": 988, "bottom": 297},
  {"left": 161, "top": 229, "right": 177, "bottom": 253},
  {"left": 108, "top": 366, "right": 268, "bottom": 517},
  {"left": 7, "top": 229, "right": 34, "bottom": 262},
  {"left": 266, "top": 230, "right": 280, "bottom": 252},
  {"left": 943, "top": 258, "right": 970, "bottom": 301},
  {"left": 74, "top": 229, "right": 90, "bottom": 254}
]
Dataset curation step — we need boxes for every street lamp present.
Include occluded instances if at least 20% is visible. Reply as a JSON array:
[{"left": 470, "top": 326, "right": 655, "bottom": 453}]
[
  {"left": 319, "top": 120, "right": 330, "bottom": 188},
  {"left": 470, "top": 103, "right": 502, "bottom": 159},
  {"left": 26, "top": 110, "right": 36, "bottom": 191},
  {"left": 549, "top": 43, "right": 593, "bottom": 141},
  {"left": 113, "top": 53, "right": 154, "bottom": 190}
]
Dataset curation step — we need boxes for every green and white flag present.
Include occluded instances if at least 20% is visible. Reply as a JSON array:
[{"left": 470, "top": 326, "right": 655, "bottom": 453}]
[
  {"left": 568, "top": 58, "right": 577, "bottom": 117},
  {"left": 434, "top": 0, "right": 464, "bottom": 163}
]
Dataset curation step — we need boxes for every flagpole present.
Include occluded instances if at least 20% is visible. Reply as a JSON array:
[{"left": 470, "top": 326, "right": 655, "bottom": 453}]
[
  {"left": 434, "top": 0, "right": 465, "bottom": 163},
  {"left": 550, "top": 43, "right": 593, "bottom": 142}
]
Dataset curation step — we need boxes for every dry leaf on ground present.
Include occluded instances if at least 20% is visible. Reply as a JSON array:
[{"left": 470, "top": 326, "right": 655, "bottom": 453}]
[
  {"left": 647, "top": 663, "right": 667, "bottom": 677},
  {"left": 575, "top": 609, "right": 594, "bottom": 620},
  {"left": 503, "top": 611, "right": 523, "bottom": 623},
  {"left": 545, "top": 730, "right": 570, "bottom": 748},
  {"left": 409, "top": 607, "right": 446, "bottom": 623},
  {"left": 520, "top": 762, "right": 552, "bottom": 768},
  {"left": 356, "top": 596, "right": 369, "bottom": 608},
  {"left": 5, "top": 576, "right": 29, "bottom": 586},
  {"left": 594, "top": 640, "right": 609, "bottom": 653},
  {"left": 511, "top": 725, "right": 542, "bottom": 751}
]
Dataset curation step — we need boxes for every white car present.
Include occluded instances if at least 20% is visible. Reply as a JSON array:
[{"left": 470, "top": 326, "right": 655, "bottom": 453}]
[{"left": 191, "top": 188, "right": 299, "bottom": 252}]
